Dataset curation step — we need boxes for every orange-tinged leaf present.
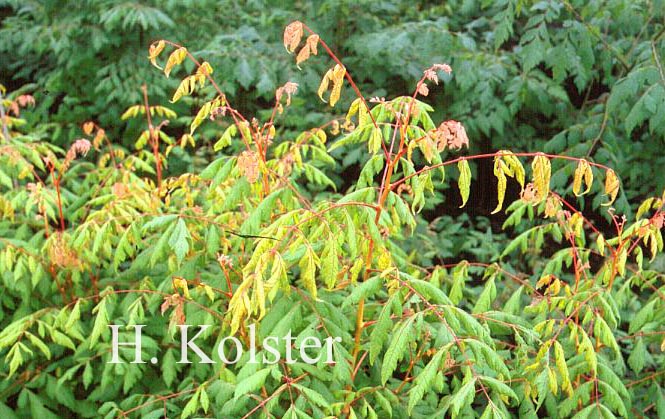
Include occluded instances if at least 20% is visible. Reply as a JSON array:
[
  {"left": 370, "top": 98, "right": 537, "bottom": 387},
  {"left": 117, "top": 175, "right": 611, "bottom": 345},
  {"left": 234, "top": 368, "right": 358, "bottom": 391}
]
[
  {"left": 148, "top": 40, "right": 166, "bottom": 69},
  {"left": 296, "top": 45, "right": 311, "bottom": 67},
  {"left": 93, "top": 128, "right": 105, "bottom": 149},
  {"left": 82, "top": 121, "right": 94, "bottom": 135},
  {"left": 196, "top": 61, "right": 213, "bottom": 77},
  {"left": 295, "top": 34, "right": 319, "bottom": 68},
  {"left": 306, "top": 34, "right": 319, "bottom": 55},
  {"left": 283, "top": 21, "right": 304, "bottom": 53}
]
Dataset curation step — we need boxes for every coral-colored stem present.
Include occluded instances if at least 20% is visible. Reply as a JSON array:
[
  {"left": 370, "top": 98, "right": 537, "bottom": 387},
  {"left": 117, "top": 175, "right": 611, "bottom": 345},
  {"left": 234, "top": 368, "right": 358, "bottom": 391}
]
[{"left": 141, "top": 84, "right": 162, "bottom": 188}]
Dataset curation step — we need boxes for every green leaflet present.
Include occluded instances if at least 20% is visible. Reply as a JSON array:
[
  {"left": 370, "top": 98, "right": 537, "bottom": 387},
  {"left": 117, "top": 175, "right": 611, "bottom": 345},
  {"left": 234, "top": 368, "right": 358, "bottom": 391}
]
[
  {"left": 381, "top": 313, "right": 419, "bottom": 385},
  {"left": 449, "top": 378, "right": 477, "bottom": 418},
  {"left": 407, "top": 344, "right": 451, "bottom": 413},
  {"left": 370, "top": 294, "right": 400, "bottom": 365},
  {"left": 168, "top": 218, "right": 190, "bottom": 263},
  {"left": 233, "top": 368, "right": 271, "bottom": 400},
  {"left": 89, "top": 296, "right": 109, "bottom": 349}
]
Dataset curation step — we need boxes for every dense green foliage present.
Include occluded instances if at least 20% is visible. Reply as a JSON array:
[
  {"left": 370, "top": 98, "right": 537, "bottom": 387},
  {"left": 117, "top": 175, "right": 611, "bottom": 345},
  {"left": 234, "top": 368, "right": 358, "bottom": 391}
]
[{"left": 1, "top": 1, "right": 665, "bottom": 418}]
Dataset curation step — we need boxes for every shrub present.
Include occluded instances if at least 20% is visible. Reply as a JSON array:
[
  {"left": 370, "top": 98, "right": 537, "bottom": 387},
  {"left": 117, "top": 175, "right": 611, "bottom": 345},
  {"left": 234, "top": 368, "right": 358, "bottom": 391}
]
[{"left": 0, "top": 20, "right": 664, "bottom": 419}]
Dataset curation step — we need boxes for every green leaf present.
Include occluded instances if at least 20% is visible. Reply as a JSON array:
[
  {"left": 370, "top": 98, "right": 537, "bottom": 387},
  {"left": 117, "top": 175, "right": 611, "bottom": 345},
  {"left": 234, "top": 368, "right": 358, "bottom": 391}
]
[
  {"left": 234, "top": 368, "right": 271, "bottom": 400},
  {"left": 370, "top": 294, "right": 398, "bottom": 365},
  {"left": 381, "top": 314, "right": 418, "bottom": 384},
  {"left": 458, "top": 159, "right": 471, "bottom": 208},
  {"left": 408, "top": 345, "right": 449, "bottom": 413},
  {"left": 181, "top": 391, "right": 199, "bottom": 419},
  {"left": 627, "top": 338, "right": 646, "bottom": 374},
  {"left": 89, "top": 297, "right": 108, "bottom": 349},
  {"left": 292, "top": 384, "right": 330, "bottom": 409},
  {"left": 450, "top": 378, "right": 476, "bottom": 418},
  {"left": 168, "top": 218, "right": 190, "bottom": 263},
  {"left": 321, "top": 237, "right": 339, "bottom": 289}
]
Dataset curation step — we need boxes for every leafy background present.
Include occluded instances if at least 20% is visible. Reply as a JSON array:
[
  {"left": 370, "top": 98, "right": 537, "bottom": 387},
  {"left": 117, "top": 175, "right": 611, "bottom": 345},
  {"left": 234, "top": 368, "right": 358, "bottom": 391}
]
[{"left": 1, "top": 0, "right": 665, "bottom": 418}]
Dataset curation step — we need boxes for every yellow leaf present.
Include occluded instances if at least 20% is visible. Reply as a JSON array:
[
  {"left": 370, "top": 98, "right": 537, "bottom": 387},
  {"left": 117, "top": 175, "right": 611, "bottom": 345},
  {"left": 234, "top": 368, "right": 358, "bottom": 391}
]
[
  {"left": 531, "top": 154, "right": 551, "bottom": 202},
  {"left": 458, "top": 159, "right": 471, "bottom": 208},
  {"left": 573, "top": 160, "right": 585, "bottom": 196},
  {"left": 584, "top": 162, "right": 593, "bottom": 194},
  {"left": 148, "top": 40, "right": 165, "bottom": 69},
  {"left": 196, "top": 61, "right": 213, "bottom": 77},
  {"left": 299, "top": 247, "right": 318, "bottom": 300},
  {"left": 164, "top": 47, "right": 187, "bottom": 78},
  {"left": 554, "top": 341, "right": 572, "bottom": 397},
  {"left": 121, "top": 105, "right": 141, "bottom": 120},
  {"left": 369, "top": 127, "right": 382, "bottom": 154},
  {"left": 317, "top": 68, "right": 332, "bottom": 103},
  {"left": 602, "top": 168, "right": 619, "bottom": 206},
  {"left": 616, "top": 246, "right": 627, "bottom": 277},
  {"left": 573, "top": 159, "right": 593, "bottom": 196},
  {"left": 505, "top": 153, "right": 525, "bottom": 189},
  {"left": 596, "top": 234, "right": 605, "bottom": 256},
  {"left": 536, "top": 274, "right": 553, "bottom": 289},
  {"left": 171, "top": 75, "right": 197, "bottom": 103},
  {"left": 190, "top": 101, "right": 214, "bottom": 134},
  {"left": 346, "top": 98, "right": 361, "bottom": 122},
  {"left": 253, "top": 272, "right": 266, "bottom": 319},
  {"left": 636, "top": 197, "right": 655, "bottom": 220},
  {"left": 491, "top": 158, "right": 507, "bottom": 214},
  {"left": 173, "top": 277, "right": 190, "bottom": 299},
  {"left": 547, "top": 365, "right": 558, "bottom": 395},
  {"left": 329, "top": 64, "right": 346, "bottom": 107}
]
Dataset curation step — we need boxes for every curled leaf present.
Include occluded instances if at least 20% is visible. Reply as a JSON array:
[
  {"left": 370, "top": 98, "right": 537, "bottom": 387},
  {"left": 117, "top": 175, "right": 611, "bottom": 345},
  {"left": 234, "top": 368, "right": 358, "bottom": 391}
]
[
  {"left": 306, "top": 34, "right": 319, "bottom": 55},
  {"left": 603, "top": 168, "right": 620, "bottom": 206},
  {"left": 531, "top": 153, "right": 551, "bottom": 203},
  {"left": 197, "top": 61, "right": 213, "bottom": 77},
  {"left": 317, "top": 64, "right": 346, "bottom": 107},
  {"left": 171, "top": 75, "right": 198, "bottom": 103},
  {"left": 573, "top": 159, "right": 593, "bottom": 196},
  {"left": 491, "top": 158, "right": 507, "bottom": 214},
  {"left": 296, "top": 45, "right": 311, "bottom": 67},
  {"left": 317, "top": 68, "right": 332, "bottom": 103},
  {"left": 148, "top": 40, "right": 166, "bottom": 69},
  {"left": 329, "top": 64, "right": 346, "bottom": 107},
  {"left": 295, "top": 35, "right": 319, "bottom": 68},
  {"left": 283, "top": 21, "right": 304, "bottom": 53},
  {"left": 164, "top": 47, "right": 188, "bottom": 78},
  {"left": 190, "top": 101, "right": 212, "bottom": 134}
]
